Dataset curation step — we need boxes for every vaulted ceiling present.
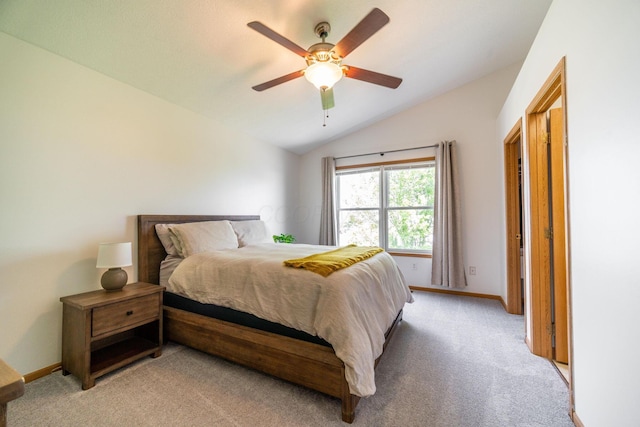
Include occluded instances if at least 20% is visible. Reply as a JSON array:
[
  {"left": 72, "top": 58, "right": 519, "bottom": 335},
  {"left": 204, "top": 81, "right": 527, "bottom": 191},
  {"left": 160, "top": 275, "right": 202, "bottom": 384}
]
[{"left": 0, "top": 0, "right": 552, "bottom": 154}]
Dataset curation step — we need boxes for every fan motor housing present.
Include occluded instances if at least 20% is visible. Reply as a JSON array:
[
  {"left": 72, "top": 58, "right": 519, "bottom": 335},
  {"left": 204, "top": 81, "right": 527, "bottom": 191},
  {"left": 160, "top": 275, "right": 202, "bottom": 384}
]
[
  {"left": 306, "top": 48, "right": 342, "bottom": 68},
  {"left": 307, "top": 42, "right": 339, "bottom": 62},
  {"left": 308, "top": 22, "right": 342, "bottom": 66}
]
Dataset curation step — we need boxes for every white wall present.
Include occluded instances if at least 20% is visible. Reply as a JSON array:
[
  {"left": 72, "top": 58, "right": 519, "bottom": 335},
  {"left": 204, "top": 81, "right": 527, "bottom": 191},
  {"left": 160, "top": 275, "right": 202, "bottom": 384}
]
[
  {"left": 0, "top": 33, "right": 300, "bottom": 375},
  {"left": 299, "top": 62, "right": 521, "bottom": 297},
  {"left": 496, "top": 0, "right": 640, "bottom": 425}
]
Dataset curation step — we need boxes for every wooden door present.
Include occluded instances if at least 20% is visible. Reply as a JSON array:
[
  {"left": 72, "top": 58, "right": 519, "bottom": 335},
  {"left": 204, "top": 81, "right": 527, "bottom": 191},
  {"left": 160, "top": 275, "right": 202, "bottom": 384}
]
[
  {"left": 504, "top": 121, "right": 523, "bottom": 315},
  {"left": 549, "top": 108, "right": 569, "bottom": 364},
  {"left": 527, "top": 107, "right": 569, "bottom": 361},
  {"left": 527, "top": 107, "right": 569, "bottom": 363},
  {"left": 528, "top": 111, "right": 553, "bottom": 358}
]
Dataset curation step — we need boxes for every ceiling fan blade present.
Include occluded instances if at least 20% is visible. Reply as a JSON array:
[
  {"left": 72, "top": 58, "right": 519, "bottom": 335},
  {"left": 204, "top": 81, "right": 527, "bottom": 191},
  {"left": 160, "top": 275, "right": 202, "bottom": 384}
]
[
  {"left": 320, "top": 88, "right": 335, "bottom": 110},
  {"left": 252, "top": 70, "right": 305, "bottom": 91},
  {"left": 344, "top": 66, "right": 402, "bottom": 89},
  {"left": 333, "top": 8, "right": 390, "bottom": 58},
  {"left": 247, "top": 21, "right": 309, "bottom": 57}
]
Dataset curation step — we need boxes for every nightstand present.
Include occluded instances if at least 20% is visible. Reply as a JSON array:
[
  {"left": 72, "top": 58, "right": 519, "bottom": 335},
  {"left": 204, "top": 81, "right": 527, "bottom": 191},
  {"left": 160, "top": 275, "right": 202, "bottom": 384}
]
[
  {"left": 60, "top": 282, "right": 164, "bottom": 389},
  {"left": 0, "top": 358, "right": 24, "bottom": 427}
]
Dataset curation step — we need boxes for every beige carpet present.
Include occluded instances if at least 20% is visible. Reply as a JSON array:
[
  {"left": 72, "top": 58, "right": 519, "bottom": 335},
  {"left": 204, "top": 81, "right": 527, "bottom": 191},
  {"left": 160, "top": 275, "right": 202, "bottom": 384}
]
[{"left": 8, "top": 291, "right": 575, "bottom": 426}]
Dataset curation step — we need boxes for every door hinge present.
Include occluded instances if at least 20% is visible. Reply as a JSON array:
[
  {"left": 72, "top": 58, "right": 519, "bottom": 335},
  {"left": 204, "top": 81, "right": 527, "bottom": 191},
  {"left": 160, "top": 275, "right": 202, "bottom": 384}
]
[
  {"left": 544, "top": 227, "right": 553, "bottom": 240},
  {"left": 541, "top": 131, "right": 550, "bottom": 145}
]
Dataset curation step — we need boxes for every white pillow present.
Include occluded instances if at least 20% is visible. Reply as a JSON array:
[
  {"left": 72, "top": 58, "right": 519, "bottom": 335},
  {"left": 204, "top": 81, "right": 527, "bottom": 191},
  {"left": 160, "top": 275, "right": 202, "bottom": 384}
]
[
  {"left": 230, "top": 220, "right": 272, "bottom": 247},
  {"left": 155, "top": 223, "right": 180, "bottom": 256},
  {"left": 159, "top": 255, "right": 183, "bottom": 287},
  {"left": 168, "top": 220, "right": 238, "bottom": 257}
]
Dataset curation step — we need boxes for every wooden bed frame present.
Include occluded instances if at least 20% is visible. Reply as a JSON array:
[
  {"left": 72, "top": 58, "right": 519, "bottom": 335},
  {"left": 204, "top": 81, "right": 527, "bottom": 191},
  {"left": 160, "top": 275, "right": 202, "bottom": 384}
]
[{"left": 137, "top": 214, "right": 403, "bottom": 423}]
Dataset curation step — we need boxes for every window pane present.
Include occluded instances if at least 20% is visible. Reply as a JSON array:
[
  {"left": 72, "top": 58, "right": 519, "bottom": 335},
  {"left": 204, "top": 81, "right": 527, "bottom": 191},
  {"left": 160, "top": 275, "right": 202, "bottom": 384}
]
[
  {"left": 339, "top": 210, "right": 379, "bottom": 246},
  {"left": 386, "top": 166, "right": 434, "bottom": 207},
  {"left": 338, "top": 171, "right": 379, "bottom": 208},
  {"left": 387, "top": 209, "right": 433, "bottom": 250}
]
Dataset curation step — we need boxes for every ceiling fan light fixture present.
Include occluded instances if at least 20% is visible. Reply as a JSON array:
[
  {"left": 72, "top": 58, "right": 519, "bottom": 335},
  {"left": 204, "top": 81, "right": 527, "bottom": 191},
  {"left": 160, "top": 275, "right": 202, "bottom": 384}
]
[
  {"left": 248, "top": 8, "right": 402, "bottom": 114},
  {"left": 304, "top": 61, "right": 344, "bottom": 90}
]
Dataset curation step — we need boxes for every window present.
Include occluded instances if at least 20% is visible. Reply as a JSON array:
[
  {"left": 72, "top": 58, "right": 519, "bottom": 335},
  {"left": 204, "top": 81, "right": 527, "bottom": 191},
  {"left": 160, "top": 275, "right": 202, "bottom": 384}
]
[{"left": 336, "top": 158, "right": 435, "bottom": 254}]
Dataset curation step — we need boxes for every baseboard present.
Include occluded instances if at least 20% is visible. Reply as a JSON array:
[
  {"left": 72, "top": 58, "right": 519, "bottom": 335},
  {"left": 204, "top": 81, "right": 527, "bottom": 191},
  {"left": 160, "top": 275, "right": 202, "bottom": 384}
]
[
  {"left": 409, "top": 286, "right": 507, "bottom": 310},
  {"left": 524, "top": 335, "right": 533, "bottom": 351},
  {"left": 572, "top": 410, "right": 584, "bottom": 427},
  {"left": 23, "top": 363, "right": 61, "bottom": 384}
]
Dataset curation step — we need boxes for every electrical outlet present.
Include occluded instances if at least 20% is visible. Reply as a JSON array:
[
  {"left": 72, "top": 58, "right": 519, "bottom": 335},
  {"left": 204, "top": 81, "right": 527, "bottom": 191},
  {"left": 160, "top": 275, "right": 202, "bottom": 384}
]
[
  {"left": 412, "top": 263, "right": 417, "bottom": 270},
  {"left": 469, "top": 266, "right": 476, "bottom": 275}
]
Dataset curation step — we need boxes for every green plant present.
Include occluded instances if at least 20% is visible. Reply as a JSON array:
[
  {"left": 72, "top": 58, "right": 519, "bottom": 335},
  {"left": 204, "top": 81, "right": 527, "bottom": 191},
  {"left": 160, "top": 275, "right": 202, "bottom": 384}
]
[{"left": 273, "top": 233, "right": 295, "bottom": 244}]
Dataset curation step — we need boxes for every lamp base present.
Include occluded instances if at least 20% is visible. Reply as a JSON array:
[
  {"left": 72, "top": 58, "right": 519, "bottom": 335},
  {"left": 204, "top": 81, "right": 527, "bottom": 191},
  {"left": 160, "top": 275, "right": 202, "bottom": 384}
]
[{"left": 101, "top": 268, "right": 128, "bottom": 291}]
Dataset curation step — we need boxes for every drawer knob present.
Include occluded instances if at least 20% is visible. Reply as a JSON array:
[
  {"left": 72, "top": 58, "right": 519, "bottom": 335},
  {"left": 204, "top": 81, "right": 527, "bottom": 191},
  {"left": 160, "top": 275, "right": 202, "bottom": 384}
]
[{"left": 126, "top": 310, "right": 133, "bottom": 316}]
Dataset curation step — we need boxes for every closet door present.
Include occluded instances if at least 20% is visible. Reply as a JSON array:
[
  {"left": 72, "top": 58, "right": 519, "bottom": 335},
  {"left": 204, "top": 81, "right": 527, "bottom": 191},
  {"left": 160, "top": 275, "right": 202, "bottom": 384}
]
[
  {"left": 504, "top": 122, "right": 524, "bottom": 315},
  {"left": 549, "top": 107, "right": 568, "bottom": 364},
  {"left": 528, "top": 106, "right": 569, "bottom": 364},
  {"left": 528, "top": 110, "right": 553, "bottom": 358}
]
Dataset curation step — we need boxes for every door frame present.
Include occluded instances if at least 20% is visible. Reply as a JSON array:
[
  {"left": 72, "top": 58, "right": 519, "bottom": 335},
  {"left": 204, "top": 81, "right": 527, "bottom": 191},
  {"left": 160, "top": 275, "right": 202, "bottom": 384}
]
[
  {"left": 524, "top": 57, "right": 574, "bottom": 410},
  {"left": 525, "top": 58, "right": 570, "bottom": 357}
]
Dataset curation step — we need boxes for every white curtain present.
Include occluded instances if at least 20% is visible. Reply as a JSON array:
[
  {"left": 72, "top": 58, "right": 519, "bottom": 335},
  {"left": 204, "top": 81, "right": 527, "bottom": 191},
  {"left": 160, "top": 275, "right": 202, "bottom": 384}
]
[
  {"left": 431, "top": 141, "right": 467, "bottom": 288},
  {"left": 319, "top": 156, "right": 337, "bottom": 245}
]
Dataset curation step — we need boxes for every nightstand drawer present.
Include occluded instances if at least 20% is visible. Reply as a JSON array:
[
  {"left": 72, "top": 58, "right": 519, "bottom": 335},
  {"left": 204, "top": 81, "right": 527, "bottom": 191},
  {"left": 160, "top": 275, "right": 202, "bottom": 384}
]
[{"left": 92, "top": 294, "right": 160, "bottom": 337}]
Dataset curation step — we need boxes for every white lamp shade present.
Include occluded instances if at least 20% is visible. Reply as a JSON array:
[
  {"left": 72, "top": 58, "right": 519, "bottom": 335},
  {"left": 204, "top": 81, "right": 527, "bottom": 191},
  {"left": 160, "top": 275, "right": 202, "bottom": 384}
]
[
  {"left": 304, "top": 62, "right": 343, "bottom": 90},
  {"left": 96, "top": 242, "right": 132, "bottom": 268}
]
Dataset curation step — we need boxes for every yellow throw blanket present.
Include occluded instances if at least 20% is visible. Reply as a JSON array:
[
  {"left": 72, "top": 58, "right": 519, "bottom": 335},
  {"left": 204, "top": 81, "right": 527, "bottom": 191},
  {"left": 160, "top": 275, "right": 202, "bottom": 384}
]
[{"left": 283, "top": 244, "right": 384, "bottom": 277}]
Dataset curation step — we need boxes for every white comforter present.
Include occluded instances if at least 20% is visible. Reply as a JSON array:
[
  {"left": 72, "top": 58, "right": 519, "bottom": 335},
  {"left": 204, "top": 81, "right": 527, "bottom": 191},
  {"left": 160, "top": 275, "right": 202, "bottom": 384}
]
[{"left": 167, "top": 243, "right": 413, "bottom": 397}]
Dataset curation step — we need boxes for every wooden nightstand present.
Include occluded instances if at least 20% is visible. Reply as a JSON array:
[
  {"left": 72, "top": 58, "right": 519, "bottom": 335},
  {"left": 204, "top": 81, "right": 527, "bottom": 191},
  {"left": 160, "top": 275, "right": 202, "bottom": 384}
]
[
  {"left": 0, "top": 358, "right": 24, "bottom": 427},
  {"left": 60, "top": 282, "right": 164, "bottom": 389}
]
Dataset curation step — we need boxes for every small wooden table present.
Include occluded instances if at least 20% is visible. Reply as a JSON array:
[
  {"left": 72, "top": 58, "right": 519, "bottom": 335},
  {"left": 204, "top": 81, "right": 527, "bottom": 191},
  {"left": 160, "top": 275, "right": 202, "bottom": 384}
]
[
  {"left": 60, "top": 282, "right": 164, "bottom": 389},
  {"left": 0, "top": 358, "right": 24, "bottom": 427}
]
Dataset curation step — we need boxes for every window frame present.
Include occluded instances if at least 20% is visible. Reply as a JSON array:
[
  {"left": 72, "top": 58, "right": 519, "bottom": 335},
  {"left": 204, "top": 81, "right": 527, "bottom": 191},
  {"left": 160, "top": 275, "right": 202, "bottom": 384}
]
[{"left": 336, "top": 157, "right": 435, "bottom": 257}]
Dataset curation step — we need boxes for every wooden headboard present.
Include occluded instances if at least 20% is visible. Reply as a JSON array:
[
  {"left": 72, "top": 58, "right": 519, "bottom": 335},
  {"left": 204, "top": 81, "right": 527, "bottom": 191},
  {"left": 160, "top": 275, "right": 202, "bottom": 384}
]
[{"left": 137, "top": 215, "right": 260, "bottom": 285}]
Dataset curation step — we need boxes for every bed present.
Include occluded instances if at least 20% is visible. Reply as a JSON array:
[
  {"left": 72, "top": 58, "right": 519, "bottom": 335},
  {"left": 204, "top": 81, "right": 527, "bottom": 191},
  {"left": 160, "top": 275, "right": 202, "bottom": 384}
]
[{"left": 137, "top": 214, "right": 411, "bottom": 423}]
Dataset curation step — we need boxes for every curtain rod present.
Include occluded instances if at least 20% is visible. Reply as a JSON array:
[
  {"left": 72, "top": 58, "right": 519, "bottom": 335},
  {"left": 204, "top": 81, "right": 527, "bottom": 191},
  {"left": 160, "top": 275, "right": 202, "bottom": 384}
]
[{"left": 334, "top": 144, "right": 439, "bottom": 160}]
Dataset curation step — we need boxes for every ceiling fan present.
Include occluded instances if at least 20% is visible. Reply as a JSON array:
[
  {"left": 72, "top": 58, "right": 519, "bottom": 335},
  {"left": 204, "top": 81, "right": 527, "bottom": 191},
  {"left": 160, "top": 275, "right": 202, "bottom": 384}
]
[{"left": 248, "top": 8, "right": 402, "bottom": 112}]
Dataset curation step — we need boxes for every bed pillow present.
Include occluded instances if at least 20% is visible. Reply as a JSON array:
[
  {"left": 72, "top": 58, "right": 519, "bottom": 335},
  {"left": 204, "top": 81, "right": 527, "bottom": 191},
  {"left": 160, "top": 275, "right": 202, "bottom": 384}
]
[
  {"left": 159, "top": 255, "right": 183, "bottom": 287},
  {"left": 230, "top": 220, "right": 272, "bottom": 247},
  {"left": 155, "top": 223, "right": 180, "bottom": 257},
  {"left": 168, "top": 220, "right": 238, "bottom": 257}
]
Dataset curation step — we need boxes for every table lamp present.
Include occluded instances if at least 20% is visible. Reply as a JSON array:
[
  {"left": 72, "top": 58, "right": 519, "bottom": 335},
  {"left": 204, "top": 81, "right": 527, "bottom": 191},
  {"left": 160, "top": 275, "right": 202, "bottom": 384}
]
[{"left": 96, "top": 242, "right": 132, "bottom": 291}]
